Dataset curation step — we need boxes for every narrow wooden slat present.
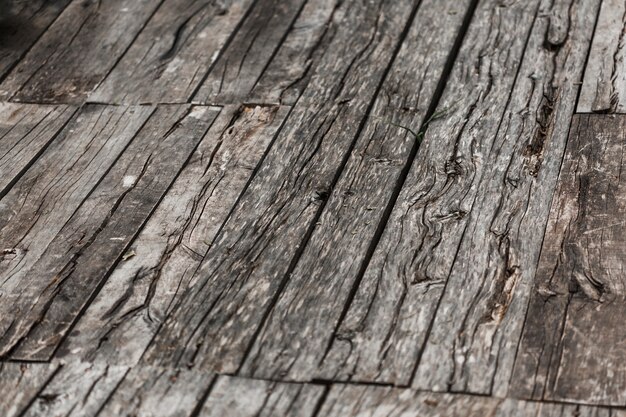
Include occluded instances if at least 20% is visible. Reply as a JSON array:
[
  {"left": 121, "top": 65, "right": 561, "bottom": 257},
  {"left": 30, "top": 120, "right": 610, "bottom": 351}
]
[
  {"left": 511, "top": 115, "right": 626, "bottom": 406},
  {"left": 0, "top": 0, "right": 162, "bottom": 103},
  {"left": 90, "top": 0, "right": 256, "bottom": 104},
  {"left": 193, "top": 0, "right": 309, "bottom": 105},
  {"left": 240, "top": 0, "right": 475, "bottom": 382},
  {"left": 413, "top": 0, "right": 600, "bottom": 396},
  {"left": 0, "top": 362, "right": 59, "bottom": 417},
  {"left": 578, "top": 0, "right": 626, "bottom": 113},
  {"left": 58, "top": 105, "right": 290, "bottom": 366},
  {"left": 245, "top": 0, "right": 343, "bottom": 106},
  {"left": 319, "top": 385, "right": 609, "bottom": 417},
  {"left": 0, "top": 105, "right": 154, "bottom": 306},
  {"left": 0, "top": 0, "right": 71, "bottom": 80},
  {"left": 0, "top": 103, "right": 76, "bottom": 197},
  {"left": 0, "top": 105, "right": 220, "bottom": 361},
  {"left": 199, "top": 376, "right": 325, "bottom": 417},
  {"left": 142, "top": 0, "right": 420, "bottom": 373}
]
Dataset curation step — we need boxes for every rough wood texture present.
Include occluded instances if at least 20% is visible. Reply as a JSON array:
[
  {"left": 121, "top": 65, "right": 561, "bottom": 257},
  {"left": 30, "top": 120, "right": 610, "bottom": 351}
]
[
  {"left": 0, "top": 105, "right": 153, "bottom": 309},
  {"left": 90, "top": 0, "right": 256, "bottom": 104},
  {"left": 0, "top": 0, "right": 72, "bottom": 80},
  {"left": 0, "top": 105, "right": 220, "bottom": 361},
  {"left": 255, "top": 0, "right": 542, "bottom": 386},
  {"left": 319, "top": 385, "right": 610, "bottom": 417},
  {"left": 412, "top": 0, "right": 600, "bottom": 396},
  {"left": 578, "top": 0, "right": 626, "bottom": 113},
  {"left": 240, "top": 0, "right": 474, "bottom": 382},
  {"left": 143, "top": 0, "right": 421, "bottom": 373},
  {"left": 0, "top": 362, "right": 59, "bottom": 417},
  {"left": 0, "top": 103, "right": 76, "bottom": 198},
  {"left": 98, "top": 365, "right": 214, "bottom": 417},
  {"left": 246, "top": 0, "right": 343, "bottom": 105},
  {"left": 0, "top": 0, "right": 161, "bottom": 103},
  {"left": 23, "top": 361, "right": 128, "bottom": 417},
  {"left": 511, "top": 115, "right": 626, "bottom": 406},
  {"left": 193, "top": 0, "right": 309, "bottom": 105},
  {"left": 59, "top": 105, "right": 290, "bottom": 366},
  {"left": 200, "top": 376, "right": 324, "bottom": 417}
]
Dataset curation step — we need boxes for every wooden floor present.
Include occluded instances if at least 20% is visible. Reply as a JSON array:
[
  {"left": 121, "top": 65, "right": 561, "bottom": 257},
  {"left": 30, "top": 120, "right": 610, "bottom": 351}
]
[{"left": 1, "top": 0, "right": 626, "bottom": 415}]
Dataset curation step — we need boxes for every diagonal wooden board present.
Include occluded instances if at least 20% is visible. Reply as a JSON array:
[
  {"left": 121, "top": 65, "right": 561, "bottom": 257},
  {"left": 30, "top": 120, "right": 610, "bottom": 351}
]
[{"left": 512, "top": 114, "right": 626, "bottom": 406}]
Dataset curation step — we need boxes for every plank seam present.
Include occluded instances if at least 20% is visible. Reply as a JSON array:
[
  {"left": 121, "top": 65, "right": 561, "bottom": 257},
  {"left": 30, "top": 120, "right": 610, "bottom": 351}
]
[{"left": 573, "top": 0, "right": 604, "bottom": 113}]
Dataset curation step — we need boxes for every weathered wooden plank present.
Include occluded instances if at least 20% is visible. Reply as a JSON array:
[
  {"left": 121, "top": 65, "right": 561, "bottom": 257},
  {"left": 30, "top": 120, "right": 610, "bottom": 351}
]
[
  {"left": 0, "top": 103, "right": 76, "bottom": 198},
  {"left": 58, "top": 105, "right": 290, "bottom": 366},
  {"left": 319, "top": 385, "right": 609, "bottom": 417},
  {"left": 199, "top": 376, "right": 324, "bottom": 417},
  {"left": 23, "top": 361, "right": 128, "bottom": 417},
  {"left": 0, "top": 105, "right": 220, "bottom": 361},
  {"left": 97, "top": 365, "right": 214, "bottom": 417},
  {"left": 511, "top": 115, "right": 626, "bottom": 406},
  {"left": 240, "top": 0, "right": 475, "bottom": 381},
  {"left": 245, "top": 0, "right": 343, "bottom": 106},
  {"left": 142, "top": 0, "right": 421, "bottom": 372},
  {"left": 578, "top": 0, "right": 626, "bottom": 113},
  {"left": 0, "top": 105, "right": 154, "bottom": 303},
  {"left": 413, "top": 0, "right": 601, "bottom": 396},
  {"left": 241, "top": 0, "right": 542, "bottom": 385},
  {"left": 0, "top": 362, "right": 59, "bottom": 417},
  {"left": 0, "top": 0, "right": 162, "bottom": 103},
  {"left": 192, "top": 0, "right": 309, "bottom": 105},
  {"left": 90, "top": 0, "right": 256, "bottom": 104},
  {"left": 0, "top": 0, "right": 71, "bottom": 80}
]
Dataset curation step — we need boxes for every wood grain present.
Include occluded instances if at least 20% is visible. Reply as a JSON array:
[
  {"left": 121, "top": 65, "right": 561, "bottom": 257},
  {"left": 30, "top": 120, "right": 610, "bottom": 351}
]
[
  {"left": 319, "top": 385, "right": 610, "bottom": 417},
  {"left": 0, "top": 362, "right": 59, "bottom": 417},
  {"left": 0, "top": 0, "right": 71, "bottom": 80},
  {"left": 0, "top": 105, "right": 220, "bottom": 361},
  {"left": 0, "top": 0, "right": 161, "bottom": 103},
  {"left": 90, "top": 0, "right": 256, "bottom": 104},
  {"left": 200, "top": 375, "right": 325, "bottom": 417},
  {"left": 142, "top": 0, "right": 421, "bottom": 373},
  {"left": 0, "top": 103, "right": 76, "bottom": 198},
  {"left": 0, "top": 105, "right": 154, "bottom": 308},
  {"left": 59, "top": 105, "right": 290, "bottom": 366},
  {"left": 578, "top": 0, "right": 626, "bottom": 113},
  {"left": 512, "top": 115, "right": 626, "bottom": 406},
  {"left": 240, "top": 0, "right": 475, "bottom": 382}
]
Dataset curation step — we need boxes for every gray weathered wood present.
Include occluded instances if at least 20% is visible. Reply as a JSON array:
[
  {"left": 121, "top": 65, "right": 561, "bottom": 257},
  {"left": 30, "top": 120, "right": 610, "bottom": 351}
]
[
  {"left": 249, "top": 0, "right": 542, "bottom": 385},
  {"left": 245, "top": 0, "right": 342, "bottom": 106},
  {"left": 98, "top": 365, "right": 214, "bottom": 417},
  {"left": 0, "top": 103, "right": 76, "bottom": 197},
  {"left": 0, "top": 0, "right": 71, "bottom": 80},
  {"left": 0, "top": 0, "right": 161, "bottom": 103},
  {"left": 200, "top": 375, "right": 325, "bottom": 417},
  {"left": 240, "top": 0, "right": 474, "bottom": 382},
  {"left": 511, "top": 115, "right": 626, "bottom": 406},
  {"left": 58, "top": 105, "right": 290, "bottom": 366},
  {"left": 193, "top": 0, "right": 309, "bottom": 105},
  {"left": 413, "top": 0, "right": 601, "bottom": 396},
  {"left": 319, "top": 385, "right": 609, "bottom": 417},
  {"left": 142, "top": 0, "right": 420, "bottom": 372},
  {"left": 23, "top": 361, "right": 128, "bottom": 417},
  {"left": 0, "top": 362, "right": 59, "bottom": 417},
  {"left": 0, "top": 105, "right": 220, "bottom": 361},
  {"left": 90, "top": 0, "right": 256, "bottom": 104},
  {"left": 0, "top": 105, "right": 153, "bottom": 306},
  {"left": 578, "top": 0, "right": 626, "bottom": 113}
]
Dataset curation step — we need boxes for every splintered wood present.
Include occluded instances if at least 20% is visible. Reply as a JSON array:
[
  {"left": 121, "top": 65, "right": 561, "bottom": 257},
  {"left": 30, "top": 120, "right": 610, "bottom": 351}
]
[{"left": 1, "top": 0, "right": 624, "bottom": 414}]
